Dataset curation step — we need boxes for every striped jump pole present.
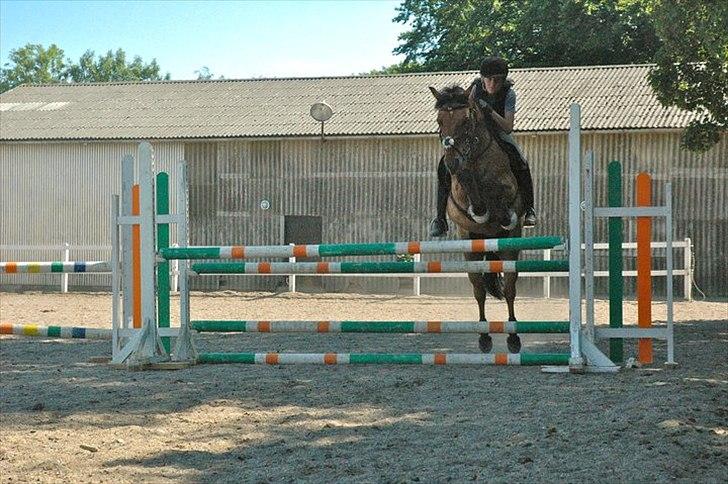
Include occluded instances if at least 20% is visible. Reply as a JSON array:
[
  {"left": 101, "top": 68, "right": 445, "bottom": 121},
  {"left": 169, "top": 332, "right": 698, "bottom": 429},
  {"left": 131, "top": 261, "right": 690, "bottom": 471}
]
[
  {"left": 0, "top": 323, "right": 112, "bottom": 340},
  {"left": 0, "top": 261, "right": 110, "bottom": 274},
  {"left": 192, "top": 320, "right": 570, "bottom": 334},
  {"left": 161, "top": 236, "right": 564, "bottom": 260},
  {"left": 198, "top": 352, "right": 571, "bottom": 366},
  {"left": 191, "top": 259, "right": 569, "bottom": 275}
]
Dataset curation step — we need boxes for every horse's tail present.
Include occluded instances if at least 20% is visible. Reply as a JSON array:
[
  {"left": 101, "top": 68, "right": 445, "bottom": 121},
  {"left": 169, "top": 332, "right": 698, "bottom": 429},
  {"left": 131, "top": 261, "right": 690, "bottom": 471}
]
[{"left": 484, "top": 253, "right": 504, "bottom": 300}]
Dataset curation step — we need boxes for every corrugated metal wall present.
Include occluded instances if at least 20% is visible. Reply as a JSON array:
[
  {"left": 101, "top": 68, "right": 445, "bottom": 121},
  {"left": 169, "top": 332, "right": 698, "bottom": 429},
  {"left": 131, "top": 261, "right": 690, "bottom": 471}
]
[
  {"left": 0, "top": 141, "right": 184, "bottom": 289},
  {"left": 185, "top": 131, "right": 726, "bottom": 297},
  {"left": 1, "top": 132, "right": 724, "bottom": 296}
]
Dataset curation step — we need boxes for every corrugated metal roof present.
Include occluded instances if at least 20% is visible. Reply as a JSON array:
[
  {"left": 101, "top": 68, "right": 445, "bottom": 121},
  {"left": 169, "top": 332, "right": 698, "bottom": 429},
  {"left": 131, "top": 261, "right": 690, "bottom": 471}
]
[{"left": 0, "top": 64, "right": 701, "bottom": 141}]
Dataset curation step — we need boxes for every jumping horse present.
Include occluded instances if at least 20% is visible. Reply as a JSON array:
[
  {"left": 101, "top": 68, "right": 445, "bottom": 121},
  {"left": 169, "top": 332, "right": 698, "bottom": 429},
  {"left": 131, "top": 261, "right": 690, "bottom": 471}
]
[{"left": 429, "top": 84, "right": 526, "bottom": 353}]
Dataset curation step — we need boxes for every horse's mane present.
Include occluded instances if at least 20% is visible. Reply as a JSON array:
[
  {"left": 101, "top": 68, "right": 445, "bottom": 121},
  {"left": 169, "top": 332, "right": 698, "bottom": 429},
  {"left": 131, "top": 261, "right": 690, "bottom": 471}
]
[{"left": 433, "top": 85, "right": 469, "bottom": 109}]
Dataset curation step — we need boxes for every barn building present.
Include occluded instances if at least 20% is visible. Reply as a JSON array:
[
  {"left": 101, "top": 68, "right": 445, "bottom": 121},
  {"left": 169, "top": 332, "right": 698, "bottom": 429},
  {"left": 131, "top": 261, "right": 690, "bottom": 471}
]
[{"left": 1, "top": 64, "right": 725, "bottom": 296}]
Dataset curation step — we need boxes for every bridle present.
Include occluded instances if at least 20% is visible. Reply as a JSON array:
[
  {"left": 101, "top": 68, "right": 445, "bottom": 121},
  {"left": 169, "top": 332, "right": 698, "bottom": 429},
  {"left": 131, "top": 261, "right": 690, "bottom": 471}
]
[
  {"left": 437, "top": 103, "right": 494, "bottom": 173},
  {"left": 436, "top": 101, "right": 518, "bottom": 228}
]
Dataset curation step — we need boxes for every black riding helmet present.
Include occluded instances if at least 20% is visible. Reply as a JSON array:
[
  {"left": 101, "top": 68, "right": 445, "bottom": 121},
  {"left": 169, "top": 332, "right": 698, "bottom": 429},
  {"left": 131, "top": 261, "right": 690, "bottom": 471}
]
[{"left": 480, "top": 57, "right": 508, "bottom": 77}]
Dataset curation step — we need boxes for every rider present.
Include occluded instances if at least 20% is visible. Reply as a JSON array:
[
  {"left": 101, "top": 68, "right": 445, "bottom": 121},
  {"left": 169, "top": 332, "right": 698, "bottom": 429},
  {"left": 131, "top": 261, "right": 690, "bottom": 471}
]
[{"left": 429, "top": 56, "right": 537, "bottom": 237}]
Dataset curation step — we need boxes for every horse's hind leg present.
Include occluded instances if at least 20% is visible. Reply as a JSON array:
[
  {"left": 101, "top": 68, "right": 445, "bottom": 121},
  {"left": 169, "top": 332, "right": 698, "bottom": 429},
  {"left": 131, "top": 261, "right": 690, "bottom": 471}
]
[
  {"left": 502, "top": 249, "right": 522, "bottom": 353},
  {"left": 464, "top": 251, "right": 492, "bottom": 353}
]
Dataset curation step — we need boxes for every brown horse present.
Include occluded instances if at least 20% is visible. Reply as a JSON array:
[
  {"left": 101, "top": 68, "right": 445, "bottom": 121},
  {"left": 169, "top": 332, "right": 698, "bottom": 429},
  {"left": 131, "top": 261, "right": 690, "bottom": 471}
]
[{"left": 429, "top": 84, "right": 525, "bottom": 353}]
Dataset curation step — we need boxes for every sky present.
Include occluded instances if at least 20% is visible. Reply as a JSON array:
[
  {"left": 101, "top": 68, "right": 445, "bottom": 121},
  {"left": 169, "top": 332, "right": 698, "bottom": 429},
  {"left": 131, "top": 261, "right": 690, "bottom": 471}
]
[{"left": 0, "top": 0, "right": 408, "bottom": 79}]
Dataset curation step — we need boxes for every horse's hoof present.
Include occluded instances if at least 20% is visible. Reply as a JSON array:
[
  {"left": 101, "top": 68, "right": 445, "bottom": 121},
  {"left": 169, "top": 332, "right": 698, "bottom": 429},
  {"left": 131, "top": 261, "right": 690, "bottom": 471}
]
[
  {"left": 507, "top": 334, "right": 522, "bottom": 353},
  {"left": 478, "top": 334, "right": 493, "bottom": 353}
]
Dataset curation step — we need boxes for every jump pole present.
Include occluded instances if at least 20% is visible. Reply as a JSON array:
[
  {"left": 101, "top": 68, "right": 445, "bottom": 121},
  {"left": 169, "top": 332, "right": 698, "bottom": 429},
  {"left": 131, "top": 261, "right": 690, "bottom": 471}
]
[
  {"left": 191, "top": 320, "right": 570, "bottom": 334},
  {"left": 190, "top": 259, "right": 569, "bottom": 275},
  {"left": 162, "top": 236, "right": 565, "bottom": 259},
  {"left": 197, "top": 352, "right": 571, "bottom": 366},
  {"left": 0, "top": 322, "right": 111, "bottom": 340}
]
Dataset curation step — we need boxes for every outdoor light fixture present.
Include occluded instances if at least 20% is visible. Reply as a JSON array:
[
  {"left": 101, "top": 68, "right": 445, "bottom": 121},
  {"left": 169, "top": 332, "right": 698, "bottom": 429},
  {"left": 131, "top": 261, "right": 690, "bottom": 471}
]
[{"left": 309, "top": 102, "right": 333, "bottom": 141}]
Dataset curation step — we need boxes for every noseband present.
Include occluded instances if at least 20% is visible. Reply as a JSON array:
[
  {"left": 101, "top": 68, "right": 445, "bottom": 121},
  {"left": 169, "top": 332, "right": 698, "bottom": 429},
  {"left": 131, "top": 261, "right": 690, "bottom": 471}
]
[{"left": 438, "top": 104, "right": 493, "bottom": 173}]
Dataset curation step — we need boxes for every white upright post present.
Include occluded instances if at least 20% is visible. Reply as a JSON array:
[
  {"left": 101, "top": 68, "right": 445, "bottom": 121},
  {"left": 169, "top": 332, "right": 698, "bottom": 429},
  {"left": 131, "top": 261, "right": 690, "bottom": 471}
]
[
  {"left": 543, "top": 249, "right": 551, "bottom": 299},
  {"left": 568, "top": 103, "right": 584, "bottom": 369},
  {"left": 127, "top": 142, "right": 168, "bottom": 366},
  {"left": 665, "top": 182, "right": 676, "bottom": 366},
  {"left": 288, "top": 244, "right": 296, "bottom": 292},
  {"left": 684, "top": 237, "right": 692, "bottom": 301},
  {"left": 172, "top": 160, "right": 196, "bottom": 362},
  {"left": 62, "top": 243, "right": 70, "bottom": 293},
  {"left": 171, "top": 249, "right": 179, "bottom": 294},
  {"left": 110, "top": 195, "right": 121, "bottom": 359},
  {"left": 583, "top": 150, "right": 595, "bottom": 342},
  {"left": 121, "top": 154, "right": 135, "bottom": 330},
  {"left": 413, "top": 253, "right": 421, "bottom": 296}
]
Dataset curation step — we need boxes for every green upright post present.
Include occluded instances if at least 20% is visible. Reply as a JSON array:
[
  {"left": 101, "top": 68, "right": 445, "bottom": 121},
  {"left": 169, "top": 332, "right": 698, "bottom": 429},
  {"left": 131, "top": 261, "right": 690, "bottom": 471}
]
[
  {"left": 607, "top": 161, "right": 624, "bottom": 363},
  {"left": 156, "top": 173, "right": 171, "bottom": 353}
]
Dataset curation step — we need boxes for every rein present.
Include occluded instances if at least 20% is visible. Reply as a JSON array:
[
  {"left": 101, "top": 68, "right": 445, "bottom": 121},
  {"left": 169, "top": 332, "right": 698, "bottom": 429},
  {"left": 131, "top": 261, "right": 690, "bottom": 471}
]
[{"left": 437, "top": 103, "right": 518, "bottom": 224}]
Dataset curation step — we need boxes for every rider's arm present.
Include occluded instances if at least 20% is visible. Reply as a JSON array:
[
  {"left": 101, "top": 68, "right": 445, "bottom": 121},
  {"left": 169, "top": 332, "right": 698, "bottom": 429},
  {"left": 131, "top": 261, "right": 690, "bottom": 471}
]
[
  {"left": 489, "top": 110, "right": 514, "bottom": 134},
  {"left": 490, "top": 88, "right": 516, "bottom": 134}
]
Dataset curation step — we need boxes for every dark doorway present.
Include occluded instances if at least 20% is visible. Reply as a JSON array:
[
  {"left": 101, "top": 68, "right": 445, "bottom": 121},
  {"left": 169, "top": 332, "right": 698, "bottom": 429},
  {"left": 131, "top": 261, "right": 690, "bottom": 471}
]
[{"left": 283, "top": 215, "right": 323, "bottom": 292}]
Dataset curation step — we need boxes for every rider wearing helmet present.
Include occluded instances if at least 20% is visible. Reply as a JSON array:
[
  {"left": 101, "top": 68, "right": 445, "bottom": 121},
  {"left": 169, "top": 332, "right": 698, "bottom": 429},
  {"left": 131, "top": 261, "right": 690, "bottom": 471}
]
[{"left": 430, "top": 56, "right": 537, "bottom": 237}]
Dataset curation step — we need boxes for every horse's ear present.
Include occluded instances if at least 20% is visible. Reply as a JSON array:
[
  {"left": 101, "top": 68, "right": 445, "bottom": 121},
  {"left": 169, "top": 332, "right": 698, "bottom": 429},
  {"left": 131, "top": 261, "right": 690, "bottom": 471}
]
[
  {"left": 464, "top": 82, "right": 475, "bottom": 101},
  {"left": 428, "top": 86, "right": 442, "bottom": 101}
]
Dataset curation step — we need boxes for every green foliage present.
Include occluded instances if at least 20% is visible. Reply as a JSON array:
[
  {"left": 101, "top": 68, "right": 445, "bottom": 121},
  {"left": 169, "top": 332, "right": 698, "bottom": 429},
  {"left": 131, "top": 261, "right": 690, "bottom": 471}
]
[
  {"left": 364, "top": 61, "right": 425, "bottom": 75},
  {"left": 195, "top": 66, "right": 214, "bottom": 80},
  {"left": 391, "top": 0, "right": 659, "bottom": 71},
  {"left": 648, "top": 1, "right": 728, "bottom": 152},
  {"left": 66, "top": 49, "right": 169, "bottom": 83},
  {"left": 0, "top": 44, "right": 68, "bottom": 92},
  {"left": 0, "top": 44, "right": 170, "bottom": 93},
  {"left": 195, "top": 66, "right": 224, "bottom": 80}
]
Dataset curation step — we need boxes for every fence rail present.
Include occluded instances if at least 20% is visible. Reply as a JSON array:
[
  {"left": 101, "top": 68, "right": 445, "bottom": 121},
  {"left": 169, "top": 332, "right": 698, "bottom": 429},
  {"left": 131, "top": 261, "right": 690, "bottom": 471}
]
[
  {"left": 1, "top": 239, "right": 694, "bottom": 300},
  {"left": 284, "top": 238, "right": 694, "bottom": 300}
]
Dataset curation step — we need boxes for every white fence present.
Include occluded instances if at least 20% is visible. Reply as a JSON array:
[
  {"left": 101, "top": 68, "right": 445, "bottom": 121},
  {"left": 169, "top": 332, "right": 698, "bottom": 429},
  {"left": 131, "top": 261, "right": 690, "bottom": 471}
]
[
  {"left": 286, "top": 239, "right": 695, "bottom": 300},
  {"left": 1, "top": 238, "right": 694, "bottom": 300}
]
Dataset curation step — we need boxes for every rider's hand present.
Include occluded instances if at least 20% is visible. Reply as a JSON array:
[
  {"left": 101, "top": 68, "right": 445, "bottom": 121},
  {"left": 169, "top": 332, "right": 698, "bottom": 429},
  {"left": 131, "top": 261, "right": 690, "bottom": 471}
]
[{"left": 478, "top": 99, "right": 493, "bottom": 114}]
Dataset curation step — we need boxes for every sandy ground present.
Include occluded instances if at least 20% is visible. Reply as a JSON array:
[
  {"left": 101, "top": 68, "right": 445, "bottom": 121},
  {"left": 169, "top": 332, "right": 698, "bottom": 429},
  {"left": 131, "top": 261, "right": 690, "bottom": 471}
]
[{"left": 0, "top": 291, "right": 726, "bottom": 483}]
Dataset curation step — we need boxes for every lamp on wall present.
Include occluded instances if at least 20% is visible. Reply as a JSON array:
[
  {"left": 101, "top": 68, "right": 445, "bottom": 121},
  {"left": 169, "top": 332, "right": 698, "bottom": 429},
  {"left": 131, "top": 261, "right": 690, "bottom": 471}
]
[{"left": 309, "top": 102, "right": 333, "bottom": 142}]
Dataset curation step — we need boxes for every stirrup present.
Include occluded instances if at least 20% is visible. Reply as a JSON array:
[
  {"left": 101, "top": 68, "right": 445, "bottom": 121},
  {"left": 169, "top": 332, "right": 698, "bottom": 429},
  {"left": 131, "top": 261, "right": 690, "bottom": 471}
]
[
  {"left": 524, "top": 208, "right": 537, "bottom": 228},
  {"left": 429, "top": 218, "right": 448, "bottom": 237}
]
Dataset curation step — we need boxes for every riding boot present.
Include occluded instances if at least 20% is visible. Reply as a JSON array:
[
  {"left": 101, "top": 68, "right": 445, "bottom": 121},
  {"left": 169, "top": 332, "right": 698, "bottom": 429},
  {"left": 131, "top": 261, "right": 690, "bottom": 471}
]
[
  {"left": 514, "top": 166, "right": 537, "bottom": 227},
  {"left": 430, "top": 157, "right": 451, "bottom": 237}
]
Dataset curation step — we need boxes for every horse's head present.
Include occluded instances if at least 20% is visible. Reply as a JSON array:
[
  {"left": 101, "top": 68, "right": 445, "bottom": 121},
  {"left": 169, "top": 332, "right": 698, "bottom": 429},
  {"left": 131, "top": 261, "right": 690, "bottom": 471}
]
[{"left": 429, "top": 84, "right": 479, "bottom": 153}]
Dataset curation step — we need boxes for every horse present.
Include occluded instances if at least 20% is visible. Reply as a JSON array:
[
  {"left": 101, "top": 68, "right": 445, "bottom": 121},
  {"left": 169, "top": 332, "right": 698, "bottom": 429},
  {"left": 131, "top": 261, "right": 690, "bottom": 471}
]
[{"left": 429, "top": 83, "right": 525, "bottom": 353}]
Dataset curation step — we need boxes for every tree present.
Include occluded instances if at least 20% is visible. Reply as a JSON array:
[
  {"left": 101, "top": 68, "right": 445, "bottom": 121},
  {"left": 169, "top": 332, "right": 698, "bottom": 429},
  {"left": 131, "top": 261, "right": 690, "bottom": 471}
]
[
  {"left": 0, "top": 44, "right": 171, "bottom": 92},
  {"left": 194, "top": 66, "right": 224, "bottom": 80},
  {"left": 391, "top": 0, "right": 659, "bottom": 71},
  {"left": 0, "top": 44, "right": 68, "bottom": 92},
  {"left": 648, "top": 1, "right": 728, "bottom": 152},
  {"left": 66, "top": 49, "right": 170, "bottom": 83}
]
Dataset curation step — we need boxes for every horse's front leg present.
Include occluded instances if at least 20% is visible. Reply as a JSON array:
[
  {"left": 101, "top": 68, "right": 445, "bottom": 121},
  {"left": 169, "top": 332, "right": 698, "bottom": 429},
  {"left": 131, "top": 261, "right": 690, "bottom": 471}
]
[
  {"left": 464, "top": 250, "right": 492, "bottom": 353},
  {"left": 501, "top": 249, "right": 521, "bottom": 353}
]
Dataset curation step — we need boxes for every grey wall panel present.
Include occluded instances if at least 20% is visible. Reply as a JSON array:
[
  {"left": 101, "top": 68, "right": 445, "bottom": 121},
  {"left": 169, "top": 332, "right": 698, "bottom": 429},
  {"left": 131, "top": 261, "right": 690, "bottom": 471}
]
[
  {"left": 0, "top": 141, "right": 184, "bottom": 289},
  {"left": 2, "top": 130, "right": 725, "bottom": 296},
  {"left": 185, "top": 131, "right": 725, "bottom": 297}
]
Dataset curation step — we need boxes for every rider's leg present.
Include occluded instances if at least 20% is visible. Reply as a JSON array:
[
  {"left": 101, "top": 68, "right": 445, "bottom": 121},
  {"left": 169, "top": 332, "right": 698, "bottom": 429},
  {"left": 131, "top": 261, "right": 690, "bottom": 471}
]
[
  {"left": 430, "top": 156, "right": 450, "bottom": 237},
  {"left": 514, "top": 166, "right": 537, "bottom": 227},
  {"left": 499, "top": 134, "right": 537, "bottom": 227}
]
